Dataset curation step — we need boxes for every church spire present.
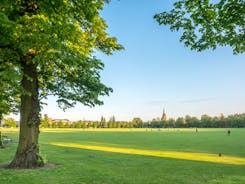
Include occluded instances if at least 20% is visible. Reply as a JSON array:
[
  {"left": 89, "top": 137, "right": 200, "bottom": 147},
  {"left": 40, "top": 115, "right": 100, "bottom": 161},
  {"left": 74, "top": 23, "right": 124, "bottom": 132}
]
[{"left": 161, "top": 108, "right": 167, "bottom": 121}]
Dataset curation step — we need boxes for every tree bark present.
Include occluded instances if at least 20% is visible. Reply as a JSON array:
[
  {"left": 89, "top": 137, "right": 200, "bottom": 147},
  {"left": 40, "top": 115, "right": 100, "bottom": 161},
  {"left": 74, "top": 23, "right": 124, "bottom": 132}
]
[
  {"left": 8, "top": 61, "right": 44, "bottom": 168},
  {"left": 0, "top": 116, "right": 4, "bottom": 149},
  {"left": 0, "top": 132, "right": 3, "bottom": 149},
  {"left": 0, "top": 131, "right": 3, "bottom": 149}
]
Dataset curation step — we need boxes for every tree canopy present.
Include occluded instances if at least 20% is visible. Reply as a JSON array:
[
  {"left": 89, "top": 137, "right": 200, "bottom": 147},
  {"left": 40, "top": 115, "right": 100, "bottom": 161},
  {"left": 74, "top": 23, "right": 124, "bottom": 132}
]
[
  {"left": 1, "top": 0, "right": 123, "bottom": 109},
  {"left": 154, "top": 0, "right": 245, "bottom": 54}
]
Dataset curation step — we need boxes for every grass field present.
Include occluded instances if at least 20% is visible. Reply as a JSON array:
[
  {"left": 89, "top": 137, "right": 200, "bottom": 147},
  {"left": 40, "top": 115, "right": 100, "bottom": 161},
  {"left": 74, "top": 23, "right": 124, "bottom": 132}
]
[{"left": 0, "top": 128, "right": 245, "bottom": 184}]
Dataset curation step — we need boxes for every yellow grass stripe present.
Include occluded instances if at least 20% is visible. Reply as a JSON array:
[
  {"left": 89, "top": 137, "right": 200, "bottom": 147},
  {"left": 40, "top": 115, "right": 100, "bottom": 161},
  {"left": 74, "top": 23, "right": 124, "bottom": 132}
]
[{"left": 49, "top": 142, "right": 245, "bottom": 166}]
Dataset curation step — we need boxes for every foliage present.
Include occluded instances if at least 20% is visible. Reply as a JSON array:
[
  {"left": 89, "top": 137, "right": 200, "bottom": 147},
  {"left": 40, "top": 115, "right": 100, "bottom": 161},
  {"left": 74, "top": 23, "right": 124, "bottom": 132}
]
[
  {"left": 154, "top": 0, "right": 245, "bottom": 54},
  {"left": 40, "top": 114, "right": 50, "bottom": 128},
  {"left": 2, "top": 118, "right": 16, "bottom": 128},
  {"left": 0, "top": 0, "right": 123, "bottom": 110},
  {"left": 0, "top": 63, "right": 20, "bottom": 121},
  {"left": 132, "top": 117, "right": 143, "bottom": 128},
  {"left": 100, "top": 116, "right": 107, "bottom": 128}
]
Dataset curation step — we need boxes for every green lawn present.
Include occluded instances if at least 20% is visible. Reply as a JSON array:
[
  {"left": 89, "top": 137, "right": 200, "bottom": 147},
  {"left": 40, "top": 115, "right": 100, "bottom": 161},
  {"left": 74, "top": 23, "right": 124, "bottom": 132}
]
[{"left": 0, "top": 128, "right": 245, "bottom": 184}]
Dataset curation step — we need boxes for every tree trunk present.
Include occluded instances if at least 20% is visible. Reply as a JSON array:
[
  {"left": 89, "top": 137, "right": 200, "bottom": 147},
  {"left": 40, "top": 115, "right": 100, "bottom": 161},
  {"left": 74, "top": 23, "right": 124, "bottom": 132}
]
[
  {"left": 8, "top": 61, "right": 44, "bottom": 168},
  {"left": 0, "top": 132, "right": 3, "bottom": 149},
  {"left": 0, "top": 116, "right": 4, "bottom": 149}
]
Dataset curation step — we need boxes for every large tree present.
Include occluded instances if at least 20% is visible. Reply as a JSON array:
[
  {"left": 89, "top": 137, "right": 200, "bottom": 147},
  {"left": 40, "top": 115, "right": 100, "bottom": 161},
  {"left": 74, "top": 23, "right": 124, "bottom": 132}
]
[
  {"left": 154, "top": 0, "right": 245, "bottom": 54},
  {"left": 0, "top": 0, "right": 122, "bottom": 168}
]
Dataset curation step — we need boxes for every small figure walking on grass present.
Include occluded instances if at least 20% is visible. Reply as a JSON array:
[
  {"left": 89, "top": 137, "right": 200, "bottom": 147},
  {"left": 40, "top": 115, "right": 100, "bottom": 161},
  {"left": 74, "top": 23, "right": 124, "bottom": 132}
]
[{"left": 227, "top": 129, "right": 231, "bottom": 136}]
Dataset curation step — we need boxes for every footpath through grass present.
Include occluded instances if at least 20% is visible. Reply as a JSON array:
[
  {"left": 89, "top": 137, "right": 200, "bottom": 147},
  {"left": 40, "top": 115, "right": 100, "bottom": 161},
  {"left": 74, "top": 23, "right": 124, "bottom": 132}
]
[{"left": 0, "top": 128, "right": 245, "bottom": 184}]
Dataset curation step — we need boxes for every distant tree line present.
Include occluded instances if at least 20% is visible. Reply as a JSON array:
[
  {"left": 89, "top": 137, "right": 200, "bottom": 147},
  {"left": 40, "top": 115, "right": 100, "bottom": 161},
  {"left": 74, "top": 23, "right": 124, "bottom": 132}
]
[
  {"left": 150, "top": 114, "right": 245, "bottom": 128},
  {"left": 40, "top": 113, "right": 245, "bottom": 128},
  {"left": 39, "top": 115, "right": 140, "bottom": 128},
  {"left": 2, "top": 113, "right": 245, "bottom": 128}
]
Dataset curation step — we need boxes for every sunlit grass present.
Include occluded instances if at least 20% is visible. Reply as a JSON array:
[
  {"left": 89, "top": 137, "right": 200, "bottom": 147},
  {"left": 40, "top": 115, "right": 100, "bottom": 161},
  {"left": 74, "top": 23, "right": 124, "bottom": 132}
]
[
  {"left": 49, "top": 142, "right": 245, "bottom": 166},
  {"left": 0, "top": 128, "right": 19, "bottom": 132}
]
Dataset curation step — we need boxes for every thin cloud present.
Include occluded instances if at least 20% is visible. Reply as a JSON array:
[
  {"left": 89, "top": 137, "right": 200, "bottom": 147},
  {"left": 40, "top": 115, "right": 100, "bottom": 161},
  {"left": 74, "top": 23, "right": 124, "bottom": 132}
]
[
  {"left": 178, "top": 98, "right": 215, "bottom": 104},
  {"left": 147, "top": 100, "right": 169, "bottom": 106}
]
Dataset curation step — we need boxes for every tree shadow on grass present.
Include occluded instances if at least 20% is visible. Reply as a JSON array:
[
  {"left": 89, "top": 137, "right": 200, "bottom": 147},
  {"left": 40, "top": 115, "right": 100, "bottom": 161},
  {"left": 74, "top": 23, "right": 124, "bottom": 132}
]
[{"left": 0, "top": 163, "right": 56, "bottom": 170}]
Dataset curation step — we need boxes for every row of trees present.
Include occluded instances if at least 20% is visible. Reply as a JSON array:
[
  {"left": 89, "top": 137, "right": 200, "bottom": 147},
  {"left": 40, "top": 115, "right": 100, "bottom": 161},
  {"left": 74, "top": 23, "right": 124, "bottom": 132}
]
[
  {"left": 150, "top": 114, "right": 245, "bottom": 128},
  {"left": 36, "top": 113, "right": 245, "bottom": 129},
  {"left": 2, "top": 113, "right": 245, "bottom": 129},
  {"left": 39, "top": 115, "right": 142, "bottom": 128}
]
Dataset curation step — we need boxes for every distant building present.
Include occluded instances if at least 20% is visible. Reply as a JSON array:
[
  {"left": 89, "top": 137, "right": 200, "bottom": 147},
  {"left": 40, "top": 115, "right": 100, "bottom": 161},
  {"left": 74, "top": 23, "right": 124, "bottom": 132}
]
[
  {"left": 48, "top": 118, "right": 52, "bottom": 124},
  {"left": 161, "top": 108, "right": 167, "bottom": 121},
  {"left": 52, "top": 119, "right": 70, "bottom": 123}
]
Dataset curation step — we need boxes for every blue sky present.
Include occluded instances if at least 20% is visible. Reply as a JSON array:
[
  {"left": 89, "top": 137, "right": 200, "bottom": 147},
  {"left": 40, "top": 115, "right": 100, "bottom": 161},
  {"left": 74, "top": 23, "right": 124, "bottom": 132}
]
[{"left": 25, "top": 1, "right": 245, "bottom": 121}]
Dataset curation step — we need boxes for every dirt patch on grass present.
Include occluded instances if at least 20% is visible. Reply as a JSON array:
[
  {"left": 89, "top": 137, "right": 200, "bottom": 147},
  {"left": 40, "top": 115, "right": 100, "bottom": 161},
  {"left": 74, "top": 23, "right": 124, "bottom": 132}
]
[{"left": 0, "top": 163, "right": 56, "bottom": 170}]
